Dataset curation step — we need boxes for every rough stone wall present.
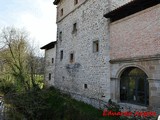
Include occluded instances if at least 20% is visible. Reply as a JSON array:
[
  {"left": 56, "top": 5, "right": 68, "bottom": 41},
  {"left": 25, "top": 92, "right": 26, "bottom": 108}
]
[
  {"left": 110, "top": 5, "right": 160, "bottom": 60},
  {"left": 55, "top": 0, "right": 111, "bottom": 106},
  {"left": 54, "top": 0, "right": 150, "bottom": 107},
  {"left": 57, "top": 0, "right": 86, "bottom": 22},
  {"left": 44, "top": 47, "right": 56, "bottom": 86},
  {"left": 110, "top": 0, "right": 132, "bottom": 10}
]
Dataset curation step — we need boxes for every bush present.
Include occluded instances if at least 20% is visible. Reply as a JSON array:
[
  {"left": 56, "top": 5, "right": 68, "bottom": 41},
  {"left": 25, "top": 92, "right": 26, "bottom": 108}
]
[
  {"left": 0, "top": 79, "right": 16, "bottom": 94},
  {"left": 4, "top": 87, "right": 107, "bottom": 120}
]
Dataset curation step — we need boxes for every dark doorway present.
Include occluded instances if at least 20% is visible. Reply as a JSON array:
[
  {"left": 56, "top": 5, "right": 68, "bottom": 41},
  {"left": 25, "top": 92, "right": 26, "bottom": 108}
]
[{"left": 120, "top": 67, "right": 149, "bottom": 106}]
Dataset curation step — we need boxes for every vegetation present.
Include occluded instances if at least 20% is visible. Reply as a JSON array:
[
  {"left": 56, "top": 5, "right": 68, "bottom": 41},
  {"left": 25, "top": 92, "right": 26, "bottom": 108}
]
[
  {"left": 4, "top": 87, "right": 105, "bottom": 120},
  {"left": 0, "top": 27, "right": 44, "bottom": 93},
  {"left": 5, "top": 87, "right": 157, "bottom": 120},
  {"left": 0, "top": 27, "right": 107, "bottom": 120}
]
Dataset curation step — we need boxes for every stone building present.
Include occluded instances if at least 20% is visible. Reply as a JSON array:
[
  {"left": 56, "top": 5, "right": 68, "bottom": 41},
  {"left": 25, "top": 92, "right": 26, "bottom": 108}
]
[
  {"left": 104, "top": 0, "right": 160, "bottom": 112},
  {"left": 52, "top": 0, "right": 133, "bottom": 108},
  {"left": 53, "top": 0, "right": 111, "bottom": 107},
  {"left": 49, "top": 0, "right": 160, "bottom": 112},
  {"left": 41, "top": 41, "right": 57, "bottom": 86}
]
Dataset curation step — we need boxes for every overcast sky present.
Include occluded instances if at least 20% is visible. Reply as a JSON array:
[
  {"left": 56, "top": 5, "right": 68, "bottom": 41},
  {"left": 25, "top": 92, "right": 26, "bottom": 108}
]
[{"left": 0, "top": 0, "right": 57, "bottom": 47}]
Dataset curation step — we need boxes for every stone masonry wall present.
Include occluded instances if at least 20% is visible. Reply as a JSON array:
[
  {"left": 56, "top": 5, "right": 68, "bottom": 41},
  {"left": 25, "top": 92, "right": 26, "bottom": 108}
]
[
  {"left": 110, "top": 0, "right": 132, "bottom": 10},
  {"left": 55, "top": 0, "right": 111, "bottom": 105},
  {"left": 45, "top": 47, "right": 56, "bottom": 86},
  {"left": 110, "top": 4, "right": 160, "bottom": 60},
  {"left": 57, "top": 0, "right": 86, "bottom": 22},
  {"left": 54, "top": 0, "right": 147, "bottom": 107}
]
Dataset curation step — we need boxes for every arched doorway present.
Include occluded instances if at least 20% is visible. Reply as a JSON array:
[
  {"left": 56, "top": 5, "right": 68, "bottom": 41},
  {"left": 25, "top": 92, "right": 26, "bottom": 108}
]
[{"left": 120, "top": 67, "right": 149, "bottom": 106}]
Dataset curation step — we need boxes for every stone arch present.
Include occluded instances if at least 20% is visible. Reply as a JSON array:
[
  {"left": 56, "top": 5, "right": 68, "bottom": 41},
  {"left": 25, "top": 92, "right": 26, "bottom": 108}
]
[
  {"left": 118, "top": 65, "right": 149, "bottom": 106},
  {"left": 115, "top": 64, "right": 150, "bottom": 79}
]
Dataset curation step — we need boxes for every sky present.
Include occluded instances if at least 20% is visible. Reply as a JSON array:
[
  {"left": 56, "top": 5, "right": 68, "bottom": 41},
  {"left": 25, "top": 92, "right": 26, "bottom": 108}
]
[{"left": 0, "top": 0, "right": 57, "bottom": 47}]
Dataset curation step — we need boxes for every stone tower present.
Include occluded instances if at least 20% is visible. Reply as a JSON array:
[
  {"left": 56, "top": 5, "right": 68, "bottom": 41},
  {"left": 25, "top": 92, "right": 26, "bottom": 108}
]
[{"left": 53, "top": 0, "right": 131, "bottom": 107}]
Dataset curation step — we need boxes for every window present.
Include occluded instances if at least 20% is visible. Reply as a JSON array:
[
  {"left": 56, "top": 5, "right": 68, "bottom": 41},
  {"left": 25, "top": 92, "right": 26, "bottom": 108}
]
[
  {"left": 59, "top": 31, "right": 62, "bottom": 41},
  {"left": 62, "top": 76, "right": 65, "bottom": 80},
  {"left": 93, "top": 40, "right": 99, "bottom": 53},
  {"left": 52, "top": 58, "right": 54, "bottom": 64},
  {"left": 60, "top": 50, "right": 63, "bottom": 61},
  {"left": 72, "top": 23, "right": 77, "bottom": 33},
  {"left": 49, "top": 73, "right": 51, "bottom": 80},
  {"left": 60, "top": 8, "right": 63, "bottom": 16},
  {"left": 84, "top": 84, "right": 88, "bottom": 89},
  {"left": 70, "top": 53, "right": 74, "bottom": 63},
  {"left": 74, "top": 0, "right": 78, "bottom": 5}
]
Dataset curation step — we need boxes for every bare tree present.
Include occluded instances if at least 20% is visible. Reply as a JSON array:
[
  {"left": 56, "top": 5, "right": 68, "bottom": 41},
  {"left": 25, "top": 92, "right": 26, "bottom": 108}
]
[{"left": 0, "top": 27, "right": 44, "bottom": 92}]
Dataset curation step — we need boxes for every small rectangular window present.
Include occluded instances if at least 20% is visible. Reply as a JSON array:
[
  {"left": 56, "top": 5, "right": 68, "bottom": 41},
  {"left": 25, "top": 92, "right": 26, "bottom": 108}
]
[
  {"left": 52, "top": 58, "right": 54, "bottom": 64},
  {"left": 62, "top": 76, "right": 65, "bottom": 80},
  {"left": 49, "top": 73, "right": 51, "bottom": 80},
  {"left": 59, "top": 31, "right": 62, "bottom": 41},
  {"left": 70, "top": 53, "right": 74, "bottom": 63},
  {"left": 60, "top": 50, "right": 63, "bottom": 61},
  {"left": 93, "top": 40, "right": 99, "bottom": 53},
  {"left": 84, "top": 84, "right": 87, "bottom": 89},
  {"left": 60, "top": 8, "right": 63, "bottom": 16},
  {"left": 72, "top": 23, "right": 77, "bottom": 33},
  {"left": 74, "top": 0, "right": 78, "bottom": 5}
]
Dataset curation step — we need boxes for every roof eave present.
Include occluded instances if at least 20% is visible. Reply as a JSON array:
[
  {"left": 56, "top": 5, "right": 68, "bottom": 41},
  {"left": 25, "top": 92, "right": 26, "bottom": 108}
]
[
  {"left": 104, "top": 0, "right": 160, "bottom": 22},
  {"left": 53, "top": 0, "right": 60, "bottom": 5},
  {"left": 40, "top": 41, "right": 57, "bottom": 50}
]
